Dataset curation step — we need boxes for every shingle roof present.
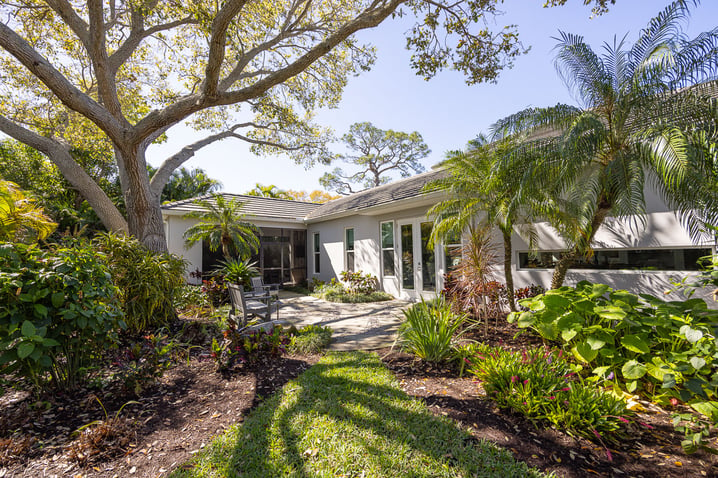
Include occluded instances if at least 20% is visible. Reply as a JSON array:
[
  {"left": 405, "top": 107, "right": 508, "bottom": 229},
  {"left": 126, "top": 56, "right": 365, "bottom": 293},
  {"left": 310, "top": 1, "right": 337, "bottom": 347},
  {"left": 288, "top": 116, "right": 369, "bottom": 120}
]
[
  {"left": 305, "top": 169, "right": 447, "bottom": 221},
  {"left": 161, "top": 193, "right": 321, "bottom": 221}
]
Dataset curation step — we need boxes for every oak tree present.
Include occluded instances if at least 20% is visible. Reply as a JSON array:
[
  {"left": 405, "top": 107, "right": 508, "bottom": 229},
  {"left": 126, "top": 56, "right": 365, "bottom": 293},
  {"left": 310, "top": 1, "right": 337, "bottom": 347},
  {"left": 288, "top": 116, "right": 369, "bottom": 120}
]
[{"left": 0, "top": 0, "right": 527, "bottom": 251}]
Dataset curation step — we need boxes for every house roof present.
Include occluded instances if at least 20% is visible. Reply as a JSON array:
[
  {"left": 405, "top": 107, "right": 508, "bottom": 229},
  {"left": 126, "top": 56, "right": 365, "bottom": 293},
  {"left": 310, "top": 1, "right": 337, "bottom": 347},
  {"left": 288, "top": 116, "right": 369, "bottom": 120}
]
[
  {"left": 305, "top": 168, "right": 447, "bottom": 221},
  {"left": 161, "top": 193, "right": 321, "bottom": 222}
]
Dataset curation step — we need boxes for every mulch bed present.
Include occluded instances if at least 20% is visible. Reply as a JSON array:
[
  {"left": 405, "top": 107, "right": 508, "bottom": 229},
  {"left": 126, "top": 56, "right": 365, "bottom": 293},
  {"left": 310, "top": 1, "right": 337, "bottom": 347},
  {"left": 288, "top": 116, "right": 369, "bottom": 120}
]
[
  {"left": 378, "top": 320, "right": 718, "bottom": 478},
  {"left": 0, "top": 349, "right": 318, "bottom": 477}
]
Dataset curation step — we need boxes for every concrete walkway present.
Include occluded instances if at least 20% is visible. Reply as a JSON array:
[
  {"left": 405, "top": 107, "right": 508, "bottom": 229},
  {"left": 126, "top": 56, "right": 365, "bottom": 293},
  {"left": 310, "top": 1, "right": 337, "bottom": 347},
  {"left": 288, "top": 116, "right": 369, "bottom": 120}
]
[{"left": 277, "top": 292, "right": 410, "bottom": 351}]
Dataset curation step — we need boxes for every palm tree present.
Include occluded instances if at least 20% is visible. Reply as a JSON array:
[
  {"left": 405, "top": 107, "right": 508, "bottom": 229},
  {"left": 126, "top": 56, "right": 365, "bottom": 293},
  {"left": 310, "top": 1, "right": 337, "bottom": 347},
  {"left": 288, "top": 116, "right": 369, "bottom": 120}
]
[
  {"left": 492, "top": 0, "right": 718, "bottom": 288},
  {"left": 427, "top": 137, "right": 539, "bottom": 311},
  {"left": 0, "top": 180, "right": 56, "bottom": 242},
  {"left": 183, "top": 195, "right": 260, "bottom": 259},
  {"left": 246, "top": 183, "right": 291, "bottom": 199},
  {"left": 162, "top": 167, "right": 222, "bottom": 203}
]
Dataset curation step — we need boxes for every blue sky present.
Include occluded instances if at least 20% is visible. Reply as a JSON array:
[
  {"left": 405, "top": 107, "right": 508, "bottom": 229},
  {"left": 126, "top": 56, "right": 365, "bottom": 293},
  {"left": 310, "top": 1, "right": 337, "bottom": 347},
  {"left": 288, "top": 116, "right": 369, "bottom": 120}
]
[{"left": 146, "top": 1, "right": 718, "bottom": 195}]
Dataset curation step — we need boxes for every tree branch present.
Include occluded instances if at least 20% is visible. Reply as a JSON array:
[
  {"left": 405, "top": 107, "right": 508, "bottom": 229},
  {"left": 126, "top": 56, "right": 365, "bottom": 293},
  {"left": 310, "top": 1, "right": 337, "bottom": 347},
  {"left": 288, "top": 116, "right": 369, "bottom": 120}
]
[
  {"left": 88, "top": 0, "right": 123, "bottom": 117},
  {"left": 203, "top": 0, "right": 248, "bottom": 98},
  {"left": 0, "top": 114, "right": 128, "bottom": 233},
  {"left": 45, "top": 0, "right": 90, "bottom": 49},
  {"left": 0, "top": 22, "right": 125, "bottom": 142}
]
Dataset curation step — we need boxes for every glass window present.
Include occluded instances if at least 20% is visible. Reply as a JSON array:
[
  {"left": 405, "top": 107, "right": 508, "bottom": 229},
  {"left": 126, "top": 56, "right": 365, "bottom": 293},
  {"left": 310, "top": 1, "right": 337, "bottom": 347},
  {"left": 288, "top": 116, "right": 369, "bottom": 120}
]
[
  {"left": 381, "top": 221, "right": 395, "bottom": 276},
  {"left": 401, "top": 224, "right": 414, "bottom": 289},
  {"left": 345, "top": 228, "right": 355, "bottom": 272},
  {"left": 313, "top": 232, "right": 320, "bottom": 274},
  {"left": 518, "top": 248, "right": 712, "bottom": 271},
  {"left": 444, "top": 229, "right": 462, "bottom": 273},
  {"left": 420, "top": 222, "right": 436, "bottom": 291}
]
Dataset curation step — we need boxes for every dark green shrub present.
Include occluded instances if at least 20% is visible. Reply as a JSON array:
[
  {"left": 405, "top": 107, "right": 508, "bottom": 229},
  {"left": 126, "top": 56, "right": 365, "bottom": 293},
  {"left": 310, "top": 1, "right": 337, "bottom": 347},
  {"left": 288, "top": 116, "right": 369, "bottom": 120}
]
[
  {"left": 112, "top": 331, "right": 176, "bottom": 396},
  {"left": 0, "top": 241, "right": 124, "bottom": 392},
  {"left": 469, "top": 345, "right": 631, "bottom": 442},
  {"left": 95, "top": 233, "right": 186, "bottom": 334},
  {"left": 288, "top": 325, "right": 333, "bottom": 354},
  {"left": 339, "top": 270, "right": 378, "bottom": 295},
  {"left": 397, "top": 297, "right": 467, "bottom": 363}
]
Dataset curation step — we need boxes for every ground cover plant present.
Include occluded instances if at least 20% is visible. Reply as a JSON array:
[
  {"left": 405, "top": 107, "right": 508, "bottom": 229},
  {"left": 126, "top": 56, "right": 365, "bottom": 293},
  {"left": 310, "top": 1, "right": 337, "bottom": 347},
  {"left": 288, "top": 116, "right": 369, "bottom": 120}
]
[
  {"left": 171, "top": 351, "right": 546, "bottom": 478},
  {"left": 510, "top": 280, "right": 718, "bottom": 452},
  {"left": 287, "top": 324, "right": 333, "bottom": 354},
  {"left": 311, "top": 273, "right": 392, "bottom": 303}
]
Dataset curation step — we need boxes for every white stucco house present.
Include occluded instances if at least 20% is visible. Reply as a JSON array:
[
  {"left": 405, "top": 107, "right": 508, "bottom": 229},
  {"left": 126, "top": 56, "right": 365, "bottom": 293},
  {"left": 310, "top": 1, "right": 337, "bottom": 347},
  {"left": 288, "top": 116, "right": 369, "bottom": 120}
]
[{"left": 161, "top": 168, "right": 714, "bottom": 301}]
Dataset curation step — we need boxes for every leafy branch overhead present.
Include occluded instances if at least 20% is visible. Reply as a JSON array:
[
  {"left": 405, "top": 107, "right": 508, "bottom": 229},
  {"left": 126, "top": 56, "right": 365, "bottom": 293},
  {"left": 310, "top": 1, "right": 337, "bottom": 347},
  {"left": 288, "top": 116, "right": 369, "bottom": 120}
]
[
  {"left": 0, "top": 0, "right": 531, "bottom": 251},
  {"left": 320, "top": 122, "right": 430, "bottom": 194}
]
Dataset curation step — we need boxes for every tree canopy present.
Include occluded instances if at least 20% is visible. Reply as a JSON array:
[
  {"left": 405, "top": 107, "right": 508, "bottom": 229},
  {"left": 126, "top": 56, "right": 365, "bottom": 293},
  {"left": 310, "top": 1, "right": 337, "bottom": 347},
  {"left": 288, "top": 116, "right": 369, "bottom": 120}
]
[
  {"left": 0, "top": 0, "right": 529, "bottom": 252},
  {"left": 320, "top": 122, "right": 430, "bottom": 194}
]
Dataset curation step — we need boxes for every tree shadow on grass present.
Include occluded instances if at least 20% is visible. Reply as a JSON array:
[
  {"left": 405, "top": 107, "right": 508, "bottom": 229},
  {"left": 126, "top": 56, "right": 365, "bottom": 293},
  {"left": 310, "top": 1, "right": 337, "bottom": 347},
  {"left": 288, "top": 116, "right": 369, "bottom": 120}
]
[{"left": 173, "top": 352, "right": 541, "bottom": 478}]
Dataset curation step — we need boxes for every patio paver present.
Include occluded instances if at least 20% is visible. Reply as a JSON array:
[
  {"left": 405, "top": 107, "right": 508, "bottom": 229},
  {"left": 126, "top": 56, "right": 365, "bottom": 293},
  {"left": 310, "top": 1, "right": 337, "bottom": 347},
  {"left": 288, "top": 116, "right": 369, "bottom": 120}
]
[{"left": 277, "top": 293, "right": 411, "bottom": 350}]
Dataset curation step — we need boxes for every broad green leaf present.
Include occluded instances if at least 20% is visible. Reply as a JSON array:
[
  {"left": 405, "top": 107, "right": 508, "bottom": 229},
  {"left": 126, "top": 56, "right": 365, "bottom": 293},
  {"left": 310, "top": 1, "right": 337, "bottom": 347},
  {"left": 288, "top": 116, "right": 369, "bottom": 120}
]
[
  {"left": 679, "top": 325, "right": 703, "bottom": 343},
  {"left": 33, "top": 303, "right": 48, "bottom": 317},
  {"left": 689, "top": 401, "right": 718, "bottom": 421},
  {"left": 20, "top": 320, "right": 36, "bottom": 338},
  {"left": 621, "top": 335, "right": 650, "bottom": 354},
  {"left": 685, "top": 378, "right": 708, "bottom": 399},
  {"left": 542, "top": 294, "right": 571, "bottom": 311},
  {"left": 626, "top": 380, "right": 638, "bottom": 393},
  {"left": 17, "top": 341, "right": 35, "bottom": 359},
  {"left": 586, "top": 335, "right": 606, "bottom": 350},
  {"left": 662, "top": 373, "right": 677, "bottom": 389},
  {"left": 690, "top": 357, "right": 707, "bottom": 370},
  {"left": 561, "top": 328, "right": 578, "bottom": 342},
  {"left": 573, "top": 341, "right": 598, "bottom": 363},
  {"left": 594, "top": 305, "right": 626, "bottom": 321},
  {"left": 516, "top": 312, "right": 535, "bottom": 328},
  {"left": 622, "top": 360, "right": 647, "bottom": 380},
  {"left": 589, "top": 283, "right": 610, "bottom": 299},
  {"left": 51, "top": 292, "right": 64, "bottom": 308},
  {"left": 571, "top": 298, "right": 595, "bottom": 314},
  {"left": 592, "top": 365, "right": 611, "bottom": 377},
  {"left": 536, "top": 322, "right": 558, "bottom": 341},
  {"left": 42, "top": 338, "right": 60, "bottom": 347},
  {"left": 646, "top": 362, "right": 668, "bottom": 381}
]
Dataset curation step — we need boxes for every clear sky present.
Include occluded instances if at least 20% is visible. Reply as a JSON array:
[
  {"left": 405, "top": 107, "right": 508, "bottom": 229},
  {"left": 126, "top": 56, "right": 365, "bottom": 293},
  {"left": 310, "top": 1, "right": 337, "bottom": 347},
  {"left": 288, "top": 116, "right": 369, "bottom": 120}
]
[{"left": 146, "top": 0, "right": 718, "bottom": 196}]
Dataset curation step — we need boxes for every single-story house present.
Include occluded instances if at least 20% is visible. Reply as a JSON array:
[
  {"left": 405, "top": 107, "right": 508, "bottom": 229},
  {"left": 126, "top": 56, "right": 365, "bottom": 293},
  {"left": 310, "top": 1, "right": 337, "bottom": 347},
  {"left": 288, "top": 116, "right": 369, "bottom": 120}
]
[{"left": 161, "top": 168, "right": 714, "bottom": 300}]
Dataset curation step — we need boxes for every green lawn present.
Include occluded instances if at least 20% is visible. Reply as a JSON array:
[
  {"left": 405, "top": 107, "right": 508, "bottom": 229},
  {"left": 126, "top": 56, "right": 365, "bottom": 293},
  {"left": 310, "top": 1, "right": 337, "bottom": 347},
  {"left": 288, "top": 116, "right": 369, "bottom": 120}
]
[{"left": 171, "top": 351, "right": 547, "bottom": 478}]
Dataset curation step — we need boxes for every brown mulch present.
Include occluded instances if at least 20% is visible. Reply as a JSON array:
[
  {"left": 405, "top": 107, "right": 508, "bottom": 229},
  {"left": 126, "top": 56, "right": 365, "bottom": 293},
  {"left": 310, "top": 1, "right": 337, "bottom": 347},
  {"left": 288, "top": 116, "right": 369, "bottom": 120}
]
[
  {"left": 379, "top": 321, "right": 718, "bottom": 478},
  {"left": 0, "top": 351, "right": 318, "bottom": 477}
]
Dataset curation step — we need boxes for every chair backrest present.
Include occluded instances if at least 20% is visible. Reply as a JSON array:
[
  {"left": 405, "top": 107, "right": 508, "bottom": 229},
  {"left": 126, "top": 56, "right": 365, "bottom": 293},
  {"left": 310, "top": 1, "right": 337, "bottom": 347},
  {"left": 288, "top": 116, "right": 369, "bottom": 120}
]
[
  {"left": 250, "top": 276, "right": 264, "bottom": 294},
  {"left": 227, "top": 283, "right": 248, "bottom": 325}
]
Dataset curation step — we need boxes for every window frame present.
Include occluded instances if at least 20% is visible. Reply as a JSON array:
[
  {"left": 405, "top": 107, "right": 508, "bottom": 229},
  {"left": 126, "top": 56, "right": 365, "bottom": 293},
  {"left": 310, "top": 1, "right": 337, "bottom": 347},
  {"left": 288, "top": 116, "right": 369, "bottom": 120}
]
[
  {"left": 313, "top": 232, "right": 321, "bottom": 274},
  {"left": 380, "top": 221, "right": 396, "bottom": 277},
  {"left": 344, "top": 227, "right": 355, "bottom": 272}
]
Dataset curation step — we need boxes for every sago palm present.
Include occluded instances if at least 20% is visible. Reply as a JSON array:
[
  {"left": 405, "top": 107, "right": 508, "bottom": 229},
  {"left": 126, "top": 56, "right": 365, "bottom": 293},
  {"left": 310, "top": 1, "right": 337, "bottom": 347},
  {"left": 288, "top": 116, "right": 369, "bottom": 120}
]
[
  {"left": 492, "top": 0, "right": 718, "bottom": 288},
  {"left": 427, "top": 137, "right": 539, "bottom": 311},
  {"left": 183, "top": 194, "right": 260, "bottom": 259}
]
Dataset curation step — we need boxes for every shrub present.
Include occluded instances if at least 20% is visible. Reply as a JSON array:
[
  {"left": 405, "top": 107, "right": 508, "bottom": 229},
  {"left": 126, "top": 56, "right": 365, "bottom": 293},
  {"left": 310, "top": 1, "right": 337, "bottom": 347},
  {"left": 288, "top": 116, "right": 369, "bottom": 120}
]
[
  {"left": 112, "top": 331, "right": 177, "bottom": 396},
  {"left": 339, "top": 270, "right": 378, "bottom": 295},
  {"left": 95, "top": 233, "right": 186, "bottom": 334},
  {"left": 0, "top": 241, "right": 124, "bottom": 392},
  {"left": 510, "top": 281, "right": 718, "bottom": 422},
  {"left": 313, "top": 276, "right": 392, "bottom": 303},
  {"left": 212, "top": 325, "right": 292, "bottom": 371},
  {"left": 174, "top": 284, "right": 210, "bottom": 311},
  {"left": 215, "top": 258, "right": 259, "bottom": 287},
  {"left": 469, "top": 345, "right": 631, "bottom": 442},
  {"left": 397, "top": 297, "right": 467, "bottom": 363},
  {"left": 288, "top": 325, "right": 333, "bottom": 354}
]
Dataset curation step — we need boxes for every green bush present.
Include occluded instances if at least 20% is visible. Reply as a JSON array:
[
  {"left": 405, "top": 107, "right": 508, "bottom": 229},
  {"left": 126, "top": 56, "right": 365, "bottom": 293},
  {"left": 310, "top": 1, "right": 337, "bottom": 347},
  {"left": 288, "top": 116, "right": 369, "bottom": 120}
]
[
  {"left": 510, "top": 281, "right": 718, "bottom": 421},
  {"left": 0, "top": 241, "right": 124, "bottom": 392},
  {"left": 174, "top": 284, "right": 210, "bottom": 311},
  {"left": 215, "top": 258, "right": 258, "bottom": 287},
  {"left": 288, "top": 325, "right": 333, "bottom": 354},
  {"left": 339, "top": 270, "right": 378, "bottom": 295},
  {"left": 469, "top": 345, "right": 631, "bottom": 442},
  {"left": 313, "top": 277, "right": 392, "bottom": 303},
  {"left": 397, "top": 297, "right": 466, "bottom": 363},
  {"left": 95, "top": 233, "right": 186, "bottom": 334}
]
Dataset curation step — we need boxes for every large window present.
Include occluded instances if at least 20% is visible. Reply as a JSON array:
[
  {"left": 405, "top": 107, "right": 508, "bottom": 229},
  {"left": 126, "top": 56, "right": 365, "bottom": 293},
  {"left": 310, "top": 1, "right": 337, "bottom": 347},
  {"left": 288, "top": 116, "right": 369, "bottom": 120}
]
[
  {"left": 381, "top": 221, "right": 395, "bottom": 276},
  {"left": 444, "top": 230, "right": 462, "bottom": 273},
  {"left": 345, "top": 228, "right": 355, "bottom": 271},
  {"left": 518, "top": 248, "right": 712, "bottom": 271},
  {"left": 313, "top": 232, "right": 320, "bottom": 274}
]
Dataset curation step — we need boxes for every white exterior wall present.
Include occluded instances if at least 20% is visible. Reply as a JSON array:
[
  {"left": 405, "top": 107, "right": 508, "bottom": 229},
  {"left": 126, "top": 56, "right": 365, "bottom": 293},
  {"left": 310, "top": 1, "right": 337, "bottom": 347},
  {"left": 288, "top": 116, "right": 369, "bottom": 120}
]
[{"left": 164, "top": 215, "right": 203, "bottom": 284}]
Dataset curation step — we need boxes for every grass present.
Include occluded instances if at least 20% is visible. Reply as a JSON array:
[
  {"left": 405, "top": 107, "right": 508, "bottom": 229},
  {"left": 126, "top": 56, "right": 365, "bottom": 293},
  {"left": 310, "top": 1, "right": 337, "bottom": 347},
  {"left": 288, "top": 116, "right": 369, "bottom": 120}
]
[{"left": 171, "top": 351, "right": 547, "bottom": 478}]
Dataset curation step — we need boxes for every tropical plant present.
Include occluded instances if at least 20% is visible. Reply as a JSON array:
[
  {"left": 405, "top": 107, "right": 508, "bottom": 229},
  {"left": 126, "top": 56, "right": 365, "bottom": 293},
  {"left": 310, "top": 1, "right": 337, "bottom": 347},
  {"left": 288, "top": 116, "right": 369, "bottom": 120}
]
[
  {"left": 427, "top": 137, "right": 540, "bottom": 311},
  {"left": 509, "top": 281, "right": 718, "bottom": 421},
  {"left": 287, "top": 325, "right": 333, "bottom": 354},
  {"left": 442, "top": 224, "right": 502, "bottom": 335},
  {"left": 468, "top": 345, "right": 631, "bottom": 442},
  {"left": 183, "top": 194, "right": 260, "bottom": 259},
  {"left": 0, "top": 180, "right": 56, "bottom": 242},
  {"left": 151, "top": 166, "right": 222, "bottom": 203},
  {"left": 492, "top": 0, "right": 718, "bottom": 288},
  {"left": 95, "top": 233, "right": 186, "bottom": 334},
  {"left": 397, "top": 296, "right": 467, "bottom": 363},
  {"left": 0, "top": 240, "right": 124, "bottom": 392},
  {"left": 339, "top": 270, "right": 379, "bottom": 295},
  {"left": 246, "top": 183, "right": 292, "bottom": 199},
  {"left": 215, "top": 258, "right": 259, "bottom": 287}
]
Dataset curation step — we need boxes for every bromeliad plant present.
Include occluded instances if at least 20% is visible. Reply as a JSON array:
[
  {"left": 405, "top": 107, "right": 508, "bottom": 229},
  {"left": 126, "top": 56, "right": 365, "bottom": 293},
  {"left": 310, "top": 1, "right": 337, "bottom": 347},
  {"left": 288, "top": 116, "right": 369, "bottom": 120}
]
[
  {"left": 509, "top": 281, "right": 718, "bottom": 424},
  {"left": 469, "top": 345, "right": 631, "bottom": 443}
]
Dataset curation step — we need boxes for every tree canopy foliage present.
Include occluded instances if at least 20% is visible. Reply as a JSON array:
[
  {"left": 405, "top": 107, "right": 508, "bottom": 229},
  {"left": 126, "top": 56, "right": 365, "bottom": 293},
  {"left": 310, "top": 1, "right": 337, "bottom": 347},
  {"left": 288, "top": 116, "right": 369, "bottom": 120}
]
[
  {"left": 0, "top": 0, "right": 529, "bottom": 252},
  {"left": 320, "top": 122, "right": 430, "bottom": 194}
]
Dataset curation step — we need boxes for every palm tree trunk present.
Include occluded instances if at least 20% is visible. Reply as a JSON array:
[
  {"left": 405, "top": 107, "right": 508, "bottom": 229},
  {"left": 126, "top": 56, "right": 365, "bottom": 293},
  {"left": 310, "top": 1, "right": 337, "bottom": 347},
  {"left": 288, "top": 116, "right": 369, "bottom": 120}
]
[
  {"left": 502, "top": 228, "right": 516, "bottom": 312},
  {"left": 551, "top": 205, "right": 612, "bottom": 289}
]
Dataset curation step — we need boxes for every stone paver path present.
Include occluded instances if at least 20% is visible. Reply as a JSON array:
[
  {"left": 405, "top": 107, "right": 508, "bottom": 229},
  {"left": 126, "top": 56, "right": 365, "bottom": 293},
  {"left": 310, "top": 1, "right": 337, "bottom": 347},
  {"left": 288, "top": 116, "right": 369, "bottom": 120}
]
[{"left": 277, "top": 293, "right": 410, "bottom": 351}]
